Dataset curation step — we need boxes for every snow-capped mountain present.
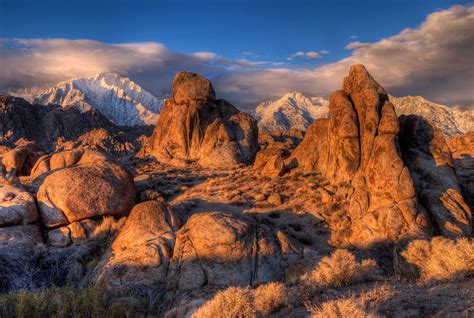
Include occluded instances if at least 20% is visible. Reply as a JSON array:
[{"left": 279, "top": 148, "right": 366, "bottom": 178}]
[
  {"left": 255, "top": 92, "right": 473, "bottom": 138},
  {"left": 390, "top": 95, "right": 473, "bottom": 138},
  {"left": 255, "top": 91, "right": 329, "bottom": 133},
  {"left": 19, "top": 72, "right": 164, "bottom": 126}
]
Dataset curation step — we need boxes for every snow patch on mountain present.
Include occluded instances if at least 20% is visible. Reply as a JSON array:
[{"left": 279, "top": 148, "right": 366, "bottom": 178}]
[
  {"left": 19, "top": 72, "right": 164, "bottom": 126},
  {"left": 256, "top": 92, "right": 473, "bottom": 138},
  {"left": 255, "top": 91, "right": 329, "bottom": 133}
]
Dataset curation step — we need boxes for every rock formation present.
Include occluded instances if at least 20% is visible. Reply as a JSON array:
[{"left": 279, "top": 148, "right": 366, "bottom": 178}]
[
  {"left": 1, "top": 143, "right": 45, "bottom": 176},
  {"left": 0, "top": 95, "right": 149, "bottom": 157},
  {"left": 399, "top": 116, "right": 472, "bottom": 237},
  {"left": 253, "top": 148, "right": 290, "bottom": 177},
  {"left": 288, "top": 64, "right": 431, "bottom": 247},
  {"left": 36, "top": 150, "right": 135, "bottom": 228},
  {"left": 151, "top": 72, "right": 259, "bottom": 167},
  {"left": 448, "top": 131, "right": 474, "bottom": 212},
  {"left": 95, "top": 200, "right": 180, "bottom": 293}
]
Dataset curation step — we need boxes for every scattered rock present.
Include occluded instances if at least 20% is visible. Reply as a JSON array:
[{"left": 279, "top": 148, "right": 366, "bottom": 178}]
[
  {"left": 151, "top": 72, "right": 259, "bottom": 167},
  {"left": 267, "top": 194, "right": 283, "bottom": 206}
]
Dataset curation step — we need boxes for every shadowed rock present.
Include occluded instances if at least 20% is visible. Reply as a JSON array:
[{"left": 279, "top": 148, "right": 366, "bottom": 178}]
[
  {"left": 289, "top": 64, "right": 430, "bottom": 247},
  {"left": 95, "top": 200, "right": 180, "bottom": 293},
  {"left": 399, "top": 115, "right": 471, "bottom": 237},
  {"left": 448, "top": 131, "right": 474, "bottom": 212},
  {"left": 1, "top": 143, "right": 45, "bottom": 176},
  {"left": 151, "top": 72, "right": 259, "bottom": 167}
]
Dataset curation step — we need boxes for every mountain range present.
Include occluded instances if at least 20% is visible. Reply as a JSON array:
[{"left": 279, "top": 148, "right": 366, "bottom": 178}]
[
  {"left": 12, "top": 73, "right": 473, "bottom": 138},
  {"left": 16, "top": 72, "right": 164, "bottom": 126}
]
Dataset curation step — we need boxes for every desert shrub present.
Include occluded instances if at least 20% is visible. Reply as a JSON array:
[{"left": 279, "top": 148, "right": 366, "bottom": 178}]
[
  {"left": 307, "top": 249, "right": 380, "bottom": 288},
  {"left": 192, "top": 286, "right": 256, "bottom": 318},
  {"left": 164, "top": 299, "right": 205, "bottom": 318},
  {"left": 308, "top": 297, "right": 375, "bottom": 318},
  {"left": 253, "top": 282, "right": 288, "bottom": 315},
  {"left": 0, "top": 286, "right": 136, "bottom": 318},
  {"left": 401, "top": 237, "right": 474, "bottom": 283}
]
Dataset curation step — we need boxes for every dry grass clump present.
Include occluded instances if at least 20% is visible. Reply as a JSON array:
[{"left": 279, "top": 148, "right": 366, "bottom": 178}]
[
  {"left": 306, "top": 249, "right": 380, "bottom": 288},
  {"left": 192, "top": 287, "right": 256, "bottom": 318},
  {"left": 253, "top": 282, "right": 288, "bottom": 315},
  {"left": 0, "top": 286, "right": 136, "bottom": 318},
  {"left": 401, "top": 237, "right": 474, "bottom": 283},
  {"left": 308, "top": 297, "right": 376, "bottom": 318}
]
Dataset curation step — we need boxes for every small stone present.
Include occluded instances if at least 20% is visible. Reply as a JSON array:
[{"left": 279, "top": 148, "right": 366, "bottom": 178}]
[
  {"left": 254, "top": 194, "right": 266, "bottom": 201},
  {"left": 48, "top": 226, "right": 71, "bottom": 247},
  {"left": 267, "top": 194, "right": 282, "bottom": 206}
]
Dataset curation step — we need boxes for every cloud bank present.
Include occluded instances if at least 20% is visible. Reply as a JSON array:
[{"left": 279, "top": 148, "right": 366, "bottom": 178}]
[{"left": 0, "top": 5, "right": 472, "bottom": 107}]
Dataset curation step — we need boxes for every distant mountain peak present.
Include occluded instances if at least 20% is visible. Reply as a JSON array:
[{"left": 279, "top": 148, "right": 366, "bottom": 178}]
[
  {"left": 16, "top": 73, "right": 164, "bottom": 126},
  {"left": 256, "top": 92, "right": 473, "bottom": 138}
]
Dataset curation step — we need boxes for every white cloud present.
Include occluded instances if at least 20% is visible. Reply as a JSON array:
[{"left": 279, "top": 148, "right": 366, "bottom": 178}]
[
  {"left": 291, "top": 51, "right": 322, "bottom": 59},
  {"left": 0, "top": 5, "right": 473, "bottom": 107},
  {"left": 319, "top": 50, "right": 330, "bottom": 54}
]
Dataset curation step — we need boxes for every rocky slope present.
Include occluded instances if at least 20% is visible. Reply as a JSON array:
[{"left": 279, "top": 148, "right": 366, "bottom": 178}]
[
  {"left": 255, "top": 92, "right": 473, "bottom": 138},
  {"left": 0, "top": 95, "right": 151, "bottom": 156},
  {"left": 17, "top": 72, "right": 164, "bottom": 126}
]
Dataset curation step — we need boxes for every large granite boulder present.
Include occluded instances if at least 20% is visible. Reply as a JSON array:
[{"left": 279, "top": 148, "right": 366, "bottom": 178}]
[
  {"left": 36, "top": 150, "right": 135, "bottom": 228},
  {"left": 448, "top": 131, "right": 474, "bottom": 212},
  {"left": 399, "top": 116, "right": 471, "bottom": 237},
  {"left": 289, "top": 65, "right": 430, "bottom": 247},
  {"left": 167, "top": 212, "right": 299, "bottom": 291},
  {"left": 95, "top": 200, "right": 180, "bottom": 293},
  {"left": 151, "top": 72, "right": 259, "bottom": 167}
]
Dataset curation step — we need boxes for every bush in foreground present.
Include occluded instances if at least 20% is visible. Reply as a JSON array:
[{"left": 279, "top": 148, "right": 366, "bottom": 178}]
[
  {"left": 306, "top": 249, "right": 381, "bottom": 288},
  {"left": 192, "top": 287, "right": 256, "bottom": 318},
  {"left": 253, "top": 282, "right": 288, "bottom": 315},
  {"left": 401, "top": 237, "right": 474, "bottom": 283},
  {"left": 308, "top": 297, "right": 376, "bottom": 318}
]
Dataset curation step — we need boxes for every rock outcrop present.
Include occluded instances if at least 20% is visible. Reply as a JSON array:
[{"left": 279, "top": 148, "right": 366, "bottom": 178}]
[
  {"left": 36, "top": 150, "right": 135, "bottom": 228},
  {"left": 0, "top": 183, "right": 38, "bottom": 227},
  {"left": 167, "top": 212, "right": 298, "bottom": 291},
  {"left": 288, "top": 65, "right": 430, "bottom": 247},
  {"left": 448, "top": 131, "right": 474, "bottom": 212},
  {"left": 151, "top": 72, "right": 259, "bottom": 167},
  {"left": 0, "top": 95, "right": 149, "bottom": 157},
  {"left": 95, "top": 200, "right": 180, "bottom": 293},
  {"left": 253, "top": 148, "right": 290, "bottom": 177},
  {"left": 399, "top": 116, "right": 472, "bottom": 237}
]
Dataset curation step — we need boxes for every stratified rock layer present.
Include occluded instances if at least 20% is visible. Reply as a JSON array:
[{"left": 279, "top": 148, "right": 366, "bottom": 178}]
[
  {"left": 151, "top": 72, "right": 259, "bottom": 167},
  {"left": 289, "top": 65, "right": 430, "bottom": 247},
  {"left": 399, "top": 116, "right": 471, "bottom": 237}
]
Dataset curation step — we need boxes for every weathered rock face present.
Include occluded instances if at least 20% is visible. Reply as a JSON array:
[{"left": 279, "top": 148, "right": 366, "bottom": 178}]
[
  {"left": 167, "top": 212, "right": 298, "bottom": 291},
  {"left": 289, "top": 65, "right": 430, "bottom": 247},
  {"left": 0, "top": 183, "right": 38, "bottom": 227},
  {"left": 95, "top": 200, "right": 180, "bottom": 292},
  {"left": 151, "top": 72, "right": 259, "bottom": 167},
  {"left": 399, "top": 116, "right": 471, "bottom": 237},
  {"left": 36, "top": 151, "right": 135, "bottom": 228},
  {"left": 1, "top": 143, "right": 45, "bottom": 176},
  {"left": 448, "top": 131, "right": 474, "bottom": 212}
]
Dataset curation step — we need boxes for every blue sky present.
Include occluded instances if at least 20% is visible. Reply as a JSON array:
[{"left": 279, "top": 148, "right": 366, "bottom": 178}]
[{"left": 0, "top": 1, "right": 473, "bottom": 106}]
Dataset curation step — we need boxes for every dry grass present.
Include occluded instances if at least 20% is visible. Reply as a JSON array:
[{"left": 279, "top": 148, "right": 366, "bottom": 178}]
[
  {"left": 306, "top": 249, "right": 381, "bottom": 288},
  {"left": 192, "top": 287, "right": 256, "bottom": 318},
  {"left": 253, "top": 282, "right": 288, "bottom": 315},
  {"left": 308, "top": 297, "right": 376, "bottom": 318},
  {"left": 0, "top": 286, "right": 136, "bottom": 318},
  {"left": 401, "top": 237, "right": 474, "bottom": 283}
]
